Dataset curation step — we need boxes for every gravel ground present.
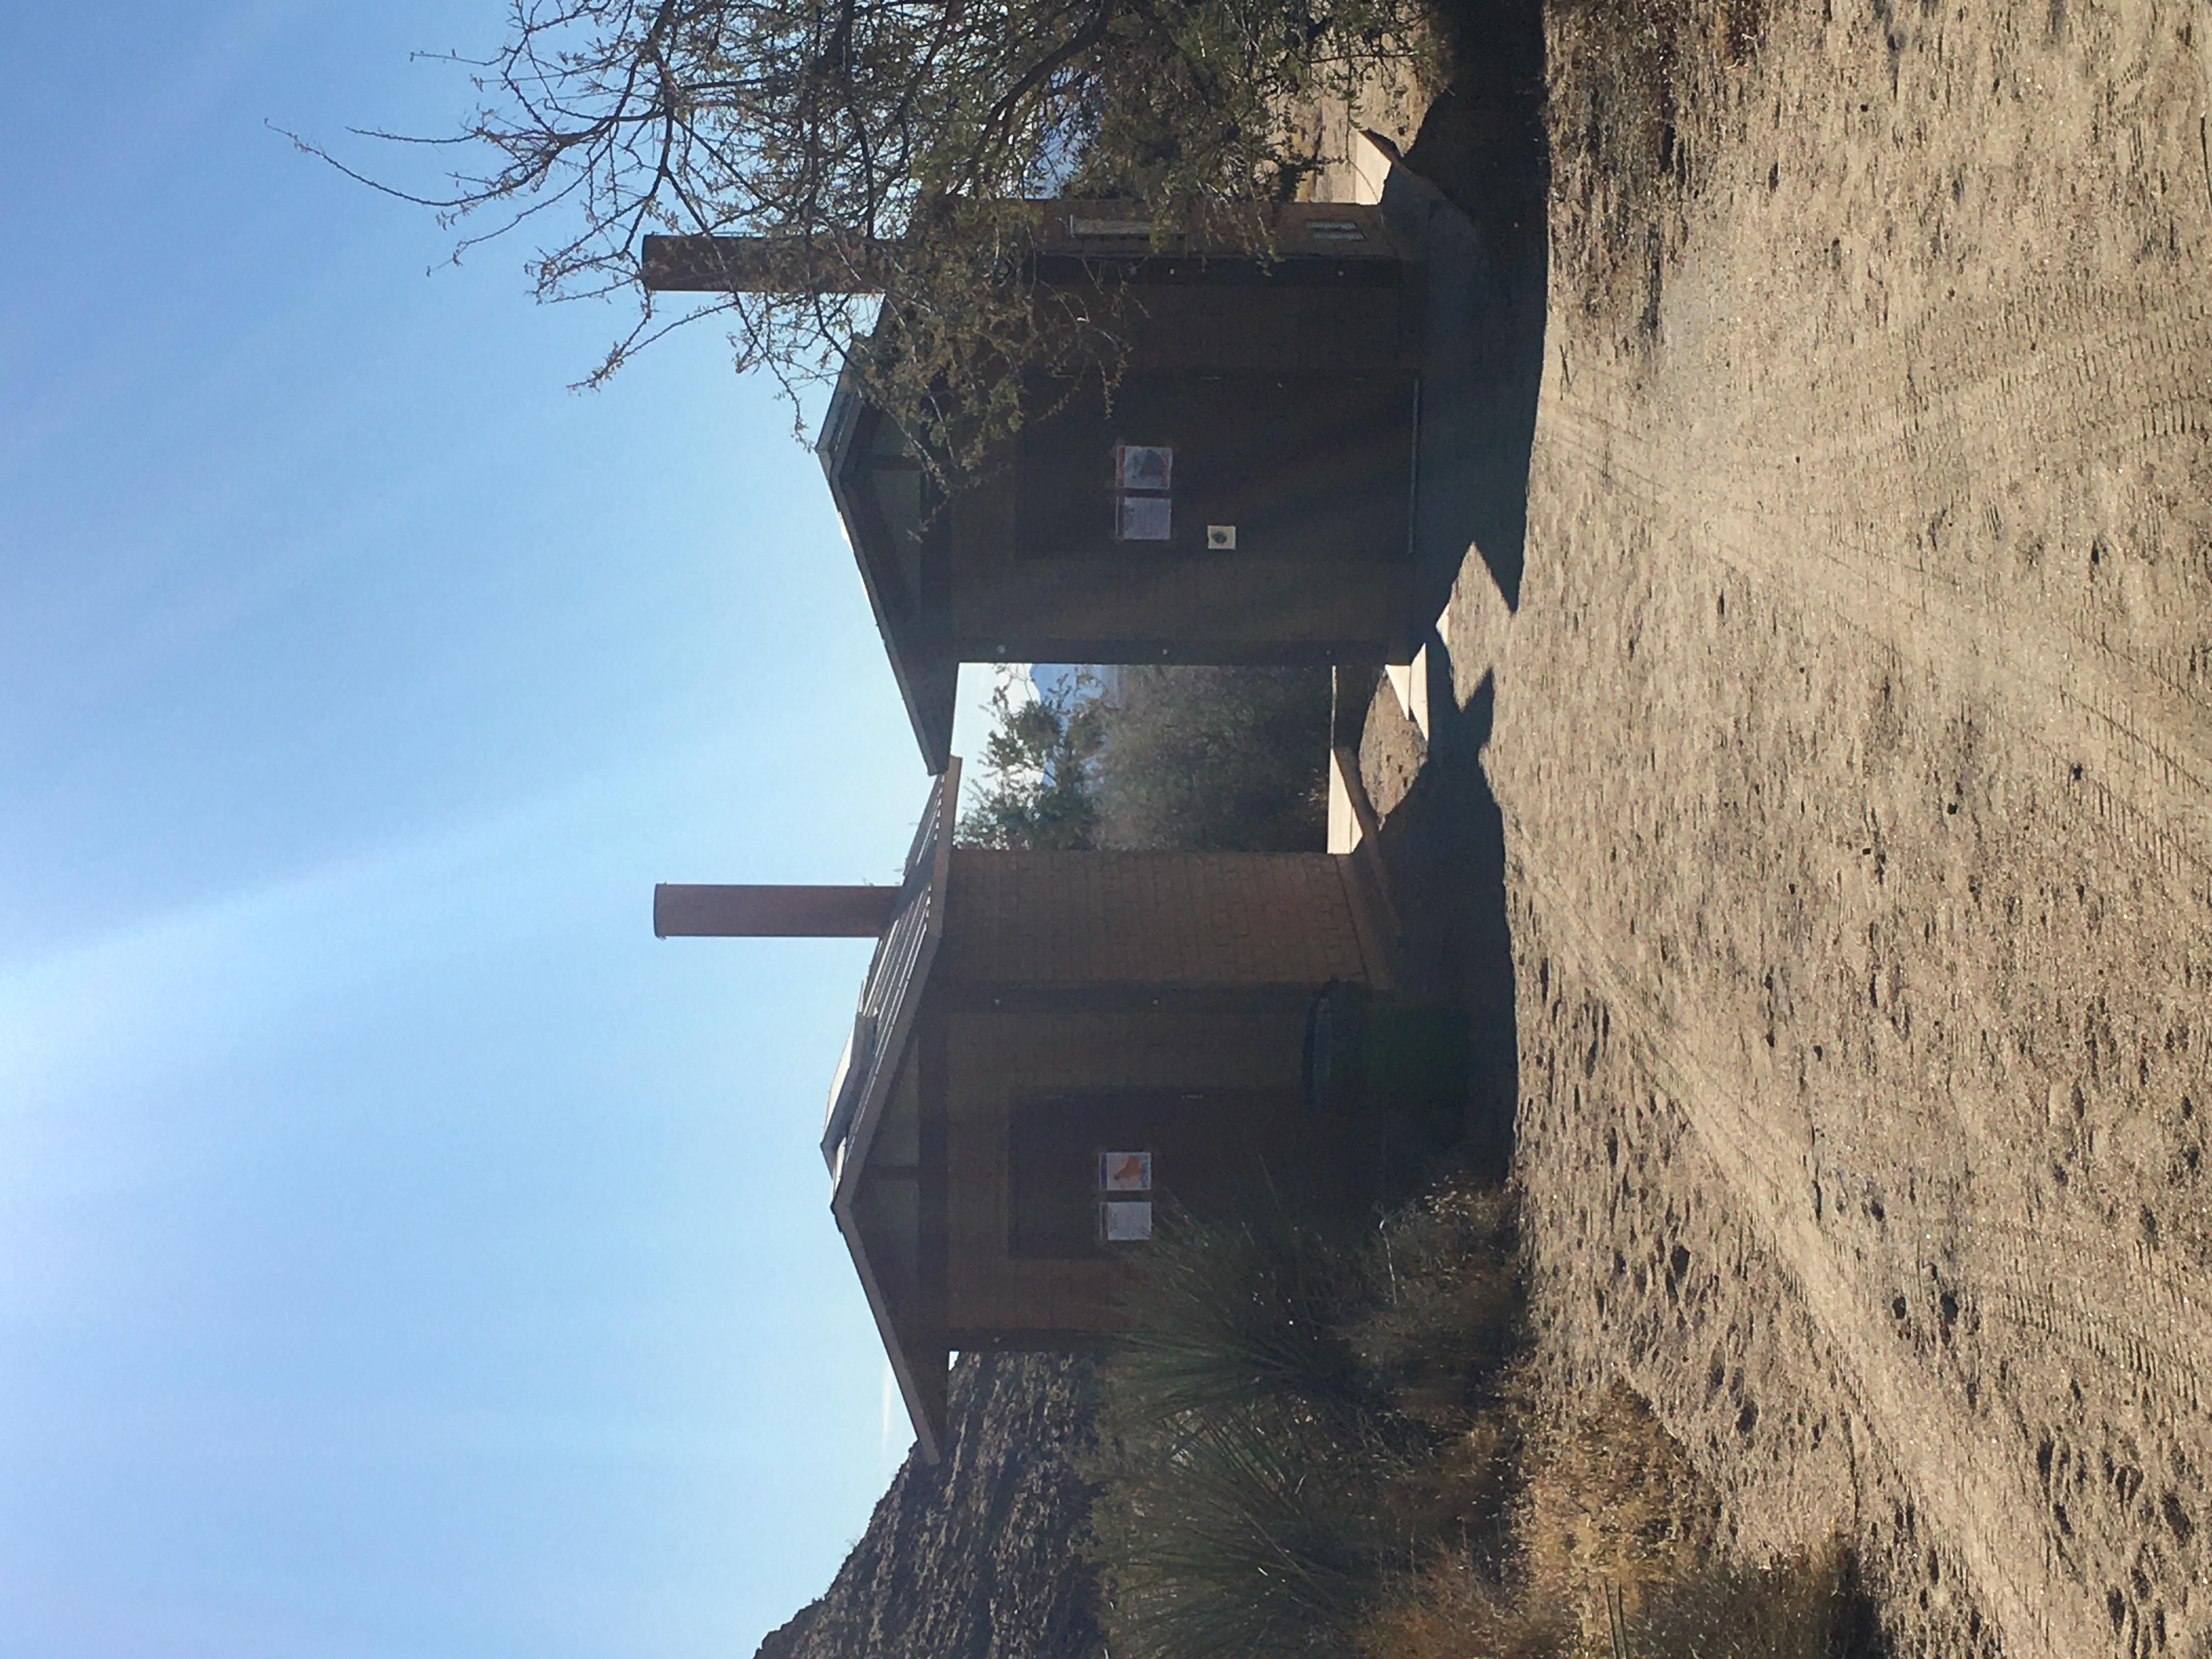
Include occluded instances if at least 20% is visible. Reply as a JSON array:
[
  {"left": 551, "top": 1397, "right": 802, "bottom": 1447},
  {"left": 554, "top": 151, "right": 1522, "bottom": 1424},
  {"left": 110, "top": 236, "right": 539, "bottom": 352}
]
[{"left": 1393, "top": 0, "right": 2212, "bottom": 1651}]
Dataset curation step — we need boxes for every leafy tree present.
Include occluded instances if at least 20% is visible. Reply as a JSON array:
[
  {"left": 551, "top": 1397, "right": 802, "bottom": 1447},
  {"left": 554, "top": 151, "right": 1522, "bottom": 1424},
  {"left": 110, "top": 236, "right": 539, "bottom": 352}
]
[
  {"left": 1093, "top": 665, "right": 1329, "bottom": 851},
  {"left": 955, "top": 669, "right": 1110, "bottom": 849},
  {"left": 297, "top": 0, "right": 1427, "bottom": 466},
  {"left": 955, "top": 664, "right": 1329, "bottom": 851}
]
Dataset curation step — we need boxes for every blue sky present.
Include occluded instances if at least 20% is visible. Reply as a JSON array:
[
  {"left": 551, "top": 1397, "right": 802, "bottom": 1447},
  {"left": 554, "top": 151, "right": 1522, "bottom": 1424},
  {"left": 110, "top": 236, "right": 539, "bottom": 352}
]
[{"left": 1, "top": 4, "right": 969, "bottom": 1654}]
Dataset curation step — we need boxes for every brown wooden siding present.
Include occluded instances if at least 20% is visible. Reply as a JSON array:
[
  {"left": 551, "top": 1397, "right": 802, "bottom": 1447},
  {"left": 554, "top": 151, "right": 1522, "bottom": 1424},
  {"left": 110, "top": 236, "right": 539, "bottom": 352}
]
[
  {"left": 947, "top": 464, "right": 1413, "bottom": 662},
  {"left": 937, "top": 851, "right": 1373, "bottom": 990},
  {"left": 937, "top": 1000, "right": 1310, "bottom": 1336},
  {"left": 943, "top": 261, "right": 1421, "bottom": 662}
]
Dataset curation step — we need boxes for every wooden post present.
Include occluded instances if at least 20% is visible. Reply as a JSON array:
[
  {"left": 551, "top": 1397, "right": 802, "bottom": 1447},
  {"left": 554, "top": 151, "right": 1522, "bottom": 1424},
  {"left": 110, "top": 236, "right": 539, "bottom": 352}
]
[
  {"left": 653, "top": 883, "right": 901, "bottom": 938},
  {"left": 640, "top": 234, "right": 892, "bottom": 294}
]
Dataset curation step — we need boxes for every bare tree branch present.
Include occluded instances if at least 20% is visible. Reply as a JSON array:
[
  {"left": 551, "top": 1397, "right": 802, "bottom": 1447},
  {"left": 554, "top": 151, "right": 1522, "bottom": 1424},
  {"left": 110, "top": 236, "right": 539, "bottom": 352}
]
[{"left": 297, "top": 0, "right": 1429, "bottom": 467}]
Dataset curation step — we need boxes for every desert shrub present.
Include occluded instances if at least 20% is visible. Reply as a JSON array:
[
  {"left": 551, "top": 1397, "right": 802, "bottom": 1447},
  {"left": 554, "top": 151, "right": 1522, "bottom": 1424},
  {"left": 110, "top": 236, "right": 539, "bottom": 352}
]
[
  {"left": 1348, "top": 1181, "right": 1523, "bottom": 1432},
  {"left": 1345, "top": 1181, "right": 1526, "bottom": 1553},
  {"left": 1093, "top": 665, "right": 1331, "bottom": 853},
  {"left": 1089, "top": 1187, "right": 1870, "bottom": 1659},
  {"left": 1631, "top": 1549, "right": 1859, "bottom": 1659},
  {"left": 1359, "top": 1551, "right": 1570, "bottom": 1659},
  {"left": 1101, "top": 1198, "right": 1378, "bottom": 1427},
  {"left": 1361, "top": 1380, "right": 1865, "bottom": 1659},
  {"left": 1087, "top": 1182, "right": 1527, "bottom": 1658},
  {"left": 1090, "top": 1407, "right": 1402, "bottom": 1659},
  {"left": 961, "top": 664, "right": 1329, "bottom": 852},
  {"left": 1520, "top": 1379, "right": 1725, "bottom": 1622}
]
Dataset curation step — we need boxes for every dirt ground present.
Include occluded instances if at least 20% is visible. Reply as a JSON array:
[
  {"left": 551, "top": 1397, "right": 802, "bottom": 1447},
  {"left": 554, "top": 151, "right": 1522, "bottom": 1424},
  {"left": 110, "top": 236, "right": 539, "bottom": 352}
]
[{"left": 1358, "top": 0, "right": 2212, "bottom": 1652}]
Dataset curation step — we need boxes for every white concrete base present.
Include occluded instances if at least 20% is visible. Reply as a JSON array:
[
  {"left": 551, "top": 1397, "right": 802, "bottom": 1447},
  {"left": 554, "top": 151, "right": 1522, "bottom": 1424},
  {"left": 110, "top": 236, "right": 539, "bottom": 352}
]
[
  {"left": 1346, "top": 127, "right": 1395, "bottom": 206},
  {"left": 1383, "top": 644, "right": 1430, "bottom": 741},
  {"left": 1326, "top": 743, "right": 1404, "bottom": 986},
  {"left": 1328, "top": 745, "right": 1364, "bottom": 854}
]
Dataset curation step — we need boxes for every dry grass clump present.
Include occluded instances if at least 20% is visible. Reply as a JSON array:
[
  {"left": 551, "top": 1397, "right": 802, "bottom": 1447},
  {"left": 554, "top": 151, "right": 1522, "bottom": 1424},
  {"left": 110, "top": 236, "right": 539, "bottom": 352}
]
[
  {"left": 1085, "top": 1181, "right": 1872, "bottom": 1659},
  {"left": 1347, "top": 1181, "right": 1523, "bottom": 1432},
  {"left": 1522, "top": 1379, "right": 1726, "bottom": 1637},
  {"left": 1360, "top": 1381, "right": 1864, "bottom": 1659},
  {"left": 1359, "top": 1550, "right": 1571, "bottom": 1659}
]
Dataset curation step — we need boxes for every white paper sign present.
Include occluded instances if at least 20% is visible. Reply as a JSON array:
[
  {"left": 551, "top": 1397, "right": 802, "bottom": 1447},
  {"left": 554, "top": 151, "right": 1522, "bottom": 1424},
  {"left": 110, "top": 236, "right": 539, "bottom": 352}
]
[
  {"left": 1099, "top": 1151, "right": 1152, "bottom": 1192},
  {"left": 1116, "top": 444, "right": 1173, "bottom": 492},
  {"left": 1101, "top": 1200, "right": 1154, "bottom": 1242},
  {"left": 1116, "top": 495, "right": 1172, "bottom": 541}
]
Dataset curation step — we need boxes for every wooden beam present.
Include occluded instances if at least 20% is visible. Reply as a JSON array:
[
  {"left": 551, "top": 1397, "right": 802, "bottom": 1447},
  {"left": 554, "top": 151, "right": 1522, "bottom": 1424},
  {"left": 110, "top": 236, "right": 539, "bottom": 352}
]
[
  {"left": 653, "top": 883, "right": 900, "bottom": 938},
  {"left": 640, "top": 234, "right": 890, "bottom": 294}
]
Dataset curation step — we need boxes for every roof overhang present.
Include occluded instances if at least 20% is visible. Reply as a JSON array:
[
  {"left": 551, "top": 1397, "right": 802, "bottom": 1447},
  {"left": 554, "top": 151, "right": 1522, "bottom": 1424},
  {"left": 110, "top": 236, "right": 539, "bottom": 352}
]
[
  {"left": 821, "top": 760, "right": 959, "bottom": 1458},
  {"left": 817, "top": 373, "right": 959, "bottom": 772}
]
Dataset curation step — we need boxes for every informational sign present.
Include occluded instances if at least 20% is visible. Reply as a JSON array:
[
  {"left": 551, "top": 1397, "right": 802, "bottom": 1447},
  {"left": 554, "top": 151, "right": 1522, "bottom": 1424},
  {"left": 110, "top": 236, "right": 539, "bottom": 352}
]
[
  {"left": 1113, "top": 444, "right": 1173, "bottom": 543},
  {"left": 1115, "top": 495, "right": 1172, "bottom": 541},
  {"left": 1115, "top": 445, "right": 1173, "bottom": 492},
  {"left": 1101, "top": 1200, "right": 1154, "bottom": 1242},
  {"left": 1099, "top": 1150, "right": 1152, "bottom": 1192}
]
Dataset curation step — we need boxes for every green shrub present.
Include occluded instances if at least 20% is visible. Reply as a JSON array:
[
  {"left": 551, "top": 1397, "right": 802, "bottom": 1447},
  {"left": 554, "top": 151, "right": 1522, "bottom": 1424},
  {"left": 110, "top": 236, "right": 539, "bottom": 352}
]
[
  {"left": 1094, "top": 666, "right": 1332, "bottom": 853},
  {"left": 959, "top": 664, "right": 1330, "bottom": 853},
  {"left": 1347, "top": 1181, "right": 1522, "bottom": 1432},
  {"left": 1085, "top": 1182, "right": 1874, "bottom": 1659},
  {"left": 1087, "top": 1184, "right": 1525, "bottom": 1658},
  {"left": 1091, "top": 1409, "right": 1395, "bottom": 1659},
  {"left": 1103, "top": 1198, "right": 1377, "bottom": 1428}
]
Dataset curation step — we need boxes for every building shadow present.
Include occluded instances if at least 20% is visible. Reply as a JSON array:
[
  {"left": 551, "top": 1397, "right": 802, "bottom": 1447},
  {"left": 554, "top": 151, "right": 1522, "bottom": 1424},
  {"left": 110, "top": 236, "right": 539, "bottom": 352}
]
[
  {"left": 1385, "top": 0, "right": 1550, "bottom": 617},
  {"left": 1357, "top": 668, "right": 1520, "bottom": 1183}
]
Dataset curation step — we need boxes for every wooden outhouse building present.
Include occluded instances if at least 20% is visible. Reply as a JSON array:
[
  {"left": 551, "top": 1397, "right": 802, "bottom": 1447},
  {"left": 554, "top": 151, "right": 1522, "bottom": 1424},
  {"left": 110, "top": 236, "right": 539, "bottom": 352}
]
[
  {"left": 644, "top": 202, "right": 1425, "bottom": 769},
  {"left": 653, "top": 761, "right": 1405, "bottom": 1457}
]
